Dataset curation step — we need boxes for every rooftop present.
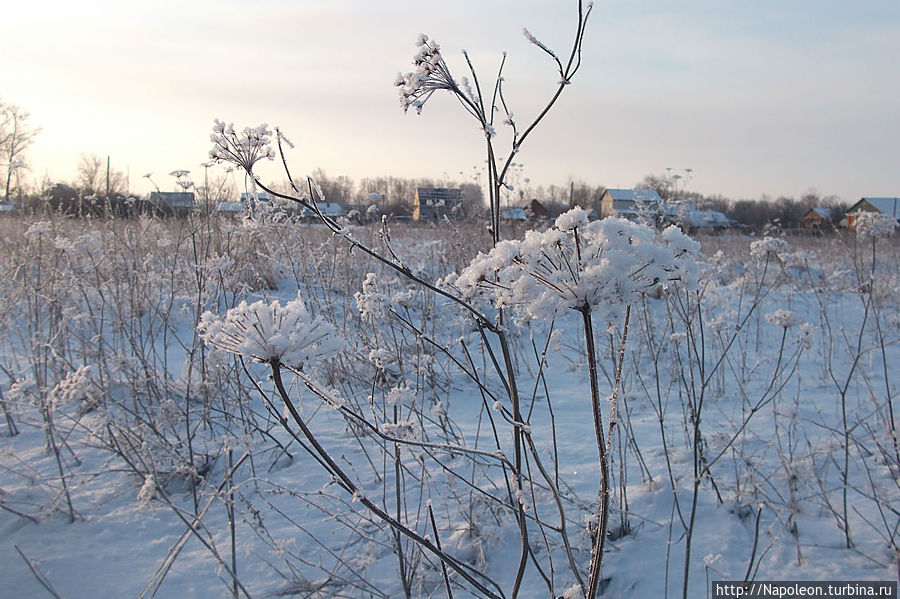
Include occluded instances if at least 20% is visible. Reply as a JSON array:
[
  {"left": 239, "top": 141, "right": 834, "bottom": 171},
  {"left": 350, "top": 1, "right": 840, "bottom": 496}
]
[{"left": 605, "top": 188, "right": 663, "bottom": 203}]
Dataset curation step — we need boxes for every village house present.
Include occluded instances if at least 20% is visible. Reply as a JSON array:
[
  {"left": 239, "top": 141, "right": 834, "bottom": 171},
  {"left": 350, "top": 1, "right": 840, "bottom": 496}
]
[
  {"left": 599, "top": 188, "right": 663, "bottom": 219},
  {"left": 800, "top": 207, "right": 834, "bottom": 232},
  {"left": 239, "top": 191, "right": 274, "bottom": 204},
  {"left": 302, "top": 202, "right": 347, "bottom": 220},
  {"left": 413, "top": 187, "right": 463, "bottom": 221},
  {"left": 675, "top": 207, "right": 730, "bottom": 231},
  {"left": 844, "top": 197, "right": 900, "bottom": 230},
  {"left": 525, "top": 199, "right": 548, "bottom": 220},
  {"left": 599, "top": 188, "right": 729, "bottom": 231},
  {"left": 149, "top": 191, "right": 194, "bottom": 216},
  {"left": 500, "top": 206, "right": 528, "bottom": 221}
]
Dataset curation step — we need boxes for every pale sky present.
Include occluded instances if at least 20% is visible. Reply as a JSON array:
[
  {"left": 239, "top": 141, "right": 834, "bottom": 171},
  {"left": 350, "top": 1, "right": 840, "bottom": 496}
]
[{"left": 2, "top": 0, "right": 898, "bottom": 203}]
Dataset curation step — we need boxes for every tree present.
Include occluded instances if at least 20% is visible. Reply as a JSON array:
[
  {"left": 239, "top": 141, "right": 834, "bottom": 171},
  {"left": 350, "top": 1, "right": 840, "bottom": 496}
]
[
  {"left": 636, "top": 173, "right": 669, "bottom": 198},
  {"left": 0, "top": 100, "right": 41, "bottom": 203},
  {"left": 459, "top": 182, "right": 484, "bottom": 218},
  {"left": 569, "top": 180, "right": 604, "bottom": 214},
  {"left": 310, "top": 168, "right": 354, "bottom": 205},
  {"left": 76, "top": 153, "right": 128, "bottom": 196},
  {"left": 77, "top": 153, "right": 104, "bottom": 195}
]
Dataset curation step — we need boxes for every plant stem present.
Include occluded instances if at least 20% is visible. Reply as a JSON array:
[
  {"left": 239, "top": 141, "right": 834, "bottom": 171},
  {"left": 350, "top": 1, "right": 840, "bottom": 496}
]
[
  {"left": 581, "top": 306, "right": 610, "bottom": 599},
  {"left": 270, "top": 363, "right": 504, "bottom": 599}
]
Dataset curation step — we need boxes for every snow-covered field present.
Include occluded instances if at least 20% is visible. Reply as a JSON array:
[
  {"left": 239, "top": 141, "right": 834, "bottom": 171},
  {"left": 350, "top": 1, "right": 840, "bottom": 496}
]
[{"left": 0, "top": 214, "right": 897, "bottom": 598}]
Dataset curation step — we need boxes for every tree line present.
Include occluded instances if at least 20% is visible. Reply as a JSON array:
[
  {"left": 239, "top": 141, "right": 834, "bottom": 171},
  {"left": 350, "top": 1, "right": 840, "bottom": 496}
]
[
  {"left": 2, "top": 98, "right": 851, "bottom": 230},
  {"left": 634, "top": 173, "right": 848, "bottom": 231}
]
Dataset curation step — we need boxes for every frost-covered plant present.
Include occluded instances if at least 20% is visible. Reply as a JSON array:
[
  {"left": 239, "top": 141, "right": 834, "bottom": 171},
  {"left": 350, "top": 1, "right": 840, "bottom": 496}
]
[
  {"left": 749, "top": 235, "right": 789, "bottom": 262},
  {"left": 453, "top": 211, "right": 700, "bottom": 321},
  {"left": 764, "top": 309, "right": 805, "bottom": 329},
  {"left": 198, "top": 295, "right": 343, "bottom": 367},
  {"left": 624, "top": 231, "right": 819, "bottom": 599},
  {"left": 208, "top": 120, "right": 275, "bottom": 174},
  {"left": 202, "top": 301, "right": 505, "bottom": 597},
  {"left": 395, "top": 34, "right": 452, "bottom": 116},
  {"left": 450, "top": 209, "right": 700, "bottom": 596},
  {"left": 396, "top": 3, "right": 593, "bottom": 245},
  {"left": 854, "top": 211, "right": 897, "bottom": 239},
  {"left": 196, "top": 4, "right": 727, "bottom": 597},
  {"left": 354, "top": 272, "right": 396, "bottom": 320}
]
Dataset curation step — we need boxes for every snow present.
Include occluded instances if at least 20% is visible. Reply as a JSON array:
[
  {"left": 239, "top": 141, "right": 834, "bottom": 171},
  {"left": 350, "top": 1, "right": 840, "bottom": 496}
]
[{"left": 1, "top": 216, "right": 898, "bottom": 598}]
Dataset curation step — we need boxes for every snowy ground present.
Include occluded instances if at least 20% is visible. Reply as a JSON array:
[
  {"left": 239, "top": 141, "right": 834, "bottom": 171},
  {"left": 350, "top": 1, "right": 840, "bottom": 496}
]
[{"left": 0, "top": 216, "right": 897, "bottom": 598}]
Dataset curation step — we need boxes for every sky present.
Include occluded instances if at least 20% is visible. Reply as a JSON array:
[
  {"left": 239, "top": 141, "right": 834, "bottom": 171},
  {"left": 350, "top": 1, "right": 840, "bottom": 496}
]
[{"left": 2, "top": 0, "right": 899, "bottom": 204}]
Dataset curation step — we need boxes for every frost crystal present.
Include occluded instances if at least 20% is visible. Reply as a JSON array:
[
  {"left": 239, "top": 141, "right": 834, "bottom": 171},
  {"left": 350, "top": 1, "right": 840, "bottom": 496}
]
[
  {"left": 355, "top": 273, "right": 395, "bottom": 319},
  {"left": 453, "top": 209, "right": 700, "bottom": 321},
  {"left": 381, "top": 420, "right": 416, "bottom": 440},
  {"left": 138, "top": 474, "right": 156, "bottom": 509},
  {"left": 798, "top": 322, "right": 814, "bottom": 349},
  {"left": 749, "top": 236, "right": 788, "bottom": 261},
  {"left": 765, "top": 309, "right": 804, "bottom": 329},
  {"left": 48, "top": 365, "right": 94, "bottom": 410},
  {"left": 198, "top": 295, "right": 343, "bottom": 366},
  {"left": 522, "top": 27, "right": 557, "bottom": 59},
  {"left": 24, "top": 221, "right": 52, "bottom": 238},
  {"left": 395, "top": 34, "right": 458, "bottom": 116},
  {"left": 561, "top": 584, "right": 585, "bottom": 599},
  {"left": 208, "top": 119, "right": 275, "bottom": 173},
  {"left": 554, "top": 206, "right": 589, "bottom": 231},
  {"left": 854, "top": 211, "right": 897, "bottom": 238},
  {"left": 704, "top": 553, "right": 723, "bottom": 567}
]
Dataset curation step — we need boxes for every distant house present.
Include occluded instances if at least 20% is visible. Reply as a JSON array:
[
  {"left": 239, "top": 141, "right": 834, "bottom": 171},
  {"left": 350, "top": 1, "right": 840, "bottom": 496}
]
[
  {"left": 413, "top": 187, "right": 463, "bottom": 221},
  {"left": 149, "top": 191, "right": 194, "bottom": 215},
  {"left": 525, "top": 199, "right": 548, "bottom": 220},
  {"left": 302, "top": 202, "right": 346, "bottom": 220},
  {"left": 678, "top": 207, "right": 730, "bottom": 231},
  {"left": 44, "top": 183, "right": 80, "bottom": 212},
  {"left": 214, "top": 192, "right": 278, "bottom": 216},
  {"left": 317, "top": 202, "right": 346, "bottom": 217},
  {"left": 600, "top": 188, "right": 663, "bottom": 219},
  {"left": 844, "top": 197, "right": 900, "bottom": 230},
  {"left": 215, "top": 201, "right": 246, "bottom": 215},
  {"left": 364, "top": 192, "right": 384, "bottom": 206},
  {"left": 240, "top": 192, "right": 274, "bottom": 203},
  {"left": 501, "top": 206, "right": 528, "bottom": 221},
  {"left": 801, "top": 208, "right": 833, "bottom": 232}
]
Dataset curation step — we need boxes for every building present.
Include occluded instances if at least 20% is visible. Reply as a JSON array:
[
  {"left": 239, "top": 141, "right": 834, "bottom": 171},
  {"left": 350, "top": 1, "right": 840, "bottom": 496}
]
[
  {"left": 844, "top": 197, "right": 899, "bottom": 230},
  {"left": 525, "top": 199, "right": 548, "bottom": 220},
  {"left": 302, "top": 202, "right": 347, "bottom": 220},
  {"left": 239, "top": 192, "right": 274, "bottom": 203},
  {"left": 800, "top": 208, "right": 834, "bottom": 232},
  {"left": 364, "top": 192, "right": 384, "bottom": 206},
  {"left": 677, "top": 207, "right": 730, "bottom": 231},
  {"left": 600, "top": 188, "right": 663, "bottom": 219},
  {"left": 500, "top": 206, "right": 528, "bottom": 221},
  {"left": 413, "top": 187, "right": 463, "bottom": 221},
  {"left": 215, "top": 201, "right": 246, "bottom": 215},
  {"left": 149, "top": 191, "right": 194, "bottom": 215}
]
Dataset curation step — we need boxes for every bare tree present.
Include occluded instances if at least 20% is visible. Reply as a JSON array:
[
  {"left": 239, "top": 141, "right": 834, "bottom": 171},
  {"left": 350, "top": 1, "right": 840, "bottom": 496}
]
[
  {"left": 77, "top": 153, "right": 128, "bottom": 197},
  {"left": 309, "top": 168, "right": 355, "bottom": 205},
  {"left": 106, "top": 167, "right": 128, "bottom": 196},
  {"left": 77, "top": 153, "right": 104, "bottom": 195},
  {"left": 0, "top": 100, "right": 41, "bottom": 203}
]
